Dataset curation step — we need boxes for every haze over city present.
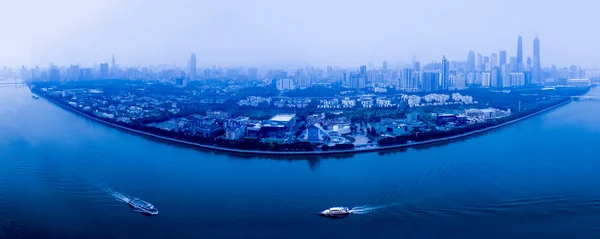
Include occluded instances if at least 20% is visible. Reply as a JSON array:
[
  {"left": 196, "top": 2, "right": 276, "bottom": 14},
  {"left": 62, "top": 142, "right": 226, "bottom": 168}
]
[{"left": 1, "top": 0, "right": 599, "bottom": 68}]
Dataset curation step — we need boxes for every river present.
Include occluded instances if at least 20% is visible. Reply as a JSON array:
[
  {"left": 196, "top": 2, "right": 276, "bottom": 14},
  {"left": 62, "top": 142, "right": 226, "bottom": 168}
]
[{"left": 2, "top": 84, "right": 600, "bottom": 238}]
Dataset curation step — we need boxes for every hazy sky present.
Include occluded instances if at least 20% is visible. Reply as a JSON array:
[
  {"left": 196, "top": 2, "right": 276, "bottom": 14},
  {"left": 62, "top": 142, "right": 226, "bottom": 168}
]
[{"left": 1, "top": 0, "right": 598, "bottom": 68}]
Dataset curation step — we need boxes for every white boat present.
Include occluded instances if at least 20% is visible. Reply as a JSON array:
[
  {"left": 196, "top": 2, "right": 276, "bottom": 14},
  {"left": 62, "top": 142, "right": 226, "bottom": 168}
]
[
  {"left": 128, "top": 198, "right": 159, "bottom": 215},
  {"left": 319, "top": 207, "right": 350, "bottom": 218}
]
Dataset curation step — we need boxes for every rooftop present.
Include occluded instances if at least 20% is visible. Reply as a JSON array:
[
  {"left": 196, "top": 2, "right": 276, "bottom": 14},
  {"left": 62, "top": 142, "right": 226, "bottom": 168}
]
[{"left": 270, "top": 114, "right": 296, "bottom": 122}]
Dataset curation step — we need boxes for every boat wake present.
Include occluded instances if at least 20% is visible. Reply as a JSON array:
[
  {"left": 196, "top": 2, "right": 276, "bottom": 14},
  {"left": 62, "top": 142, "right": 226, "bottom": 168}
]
[
  {"left": 349, "top": 204, "right": 392, "bottom": 214},
  {"left": 104, "top": 188, "right": 131, "bottom": 203}
]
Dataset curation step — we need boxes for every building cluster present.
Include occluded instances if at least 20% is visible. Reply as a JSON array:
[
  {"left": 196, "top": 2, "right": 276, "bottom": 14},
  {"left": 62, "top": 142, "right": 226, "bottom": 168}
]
[
  {"left": 373, "top": 113, "right": 426, "bottom": 137},
  {"left": 11, "top": 35, "right": 596, "bottom": 97},
  {"left": 435, "top": 108, "right": 512, "bottom": 127}
]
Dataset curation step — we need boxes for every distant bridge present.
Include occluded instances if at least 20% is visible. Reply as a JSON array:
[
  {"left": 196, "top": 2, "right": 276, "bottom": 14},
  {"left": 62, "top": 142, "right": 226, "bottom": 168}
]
[
  {"left": 0, "top": 82, "right": 25, "bottom": 85},
  {"left": 571, "top": 95, "right": 600, "bottom": 101},
  {"left": 0, "top": 78, "right": 26, "bottom": 86}
]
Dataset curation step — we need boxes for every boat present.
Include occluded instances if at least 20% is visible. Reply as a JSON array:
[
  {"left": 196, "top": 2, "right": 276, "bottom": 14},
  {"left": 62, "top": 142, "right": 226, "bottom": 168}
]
[
  {"left": 32, "top": 95, "right": 39, "bottom": 99},
  {"left": 128, "top": 198, "right": 159, "bottom": 215},
  {"left": 319, "top": 207, "right": 350, "bottom": 218}
]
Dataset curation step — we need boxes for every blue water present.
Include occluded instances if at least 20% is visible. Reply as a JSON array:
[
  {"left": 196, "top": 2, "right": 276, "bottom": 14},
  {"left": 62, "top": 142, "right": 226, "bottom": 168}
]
[{"left": 2, "top": 85, "right": 600, "bottom": 238}]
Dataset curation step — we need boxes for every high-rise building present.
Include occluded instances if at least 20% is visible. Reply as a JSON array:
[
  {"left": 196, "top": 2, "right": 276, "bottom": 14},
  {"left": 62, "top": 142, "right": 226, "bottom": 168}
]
[
  {"left": 483, "top": 56, "right": 490, "bottom": 71},
  {"left": 499, "top": 51, "right": 507, "bottom": 66},
  {"left": 350, "top": 74, "right": 366, "bottom": 89},
  {"left": 276, "top": 79, "right": 295, "bottom": 91},
  {"left": 526, "top": 57, "right": 532, "bottom": 72},
  {"left": 481, "top": 72, "right": 491, "bottom": 87},
  {"left": 467, "top": 51, "right": 475, "bottom": 71},
  {"left": 402, "top": 68, "right": 413, "bottom": 90},
  {"left": 412, "top": 71, "right": 421, "bottom": 89},
  {"left": 441, "top": 56, "right": 449, "bottom": 90},
  {"left": 413, "top": 61, "right": 420, "bottom": 72},
  {"left": 110, "top": 55, "right": 117, "bottom": 78},
  {"left": 99, "top": 63, "right": 109, "bottom": 79},
  {"left": 509, "top": 57, "right": 517, "bottom": 74},
  {"left": 359, "top": 65, "right": 367, "bottom": 76},
  {"left": 111, "top": 55, "right": 116, "bottom": 70},
  {"left": 422, "top": 72, "right": 440, "bottom": 92},
  {"left": 517, "top": 36, "right": 523, "bottom": 72},
  {"left": 532, "top": 37, "right": 541, "bottom": 84},
  {"left": 68, "top": 65, "right": 80, "bottom": 81},
  {"left": 79, "top": 68, "right": 93, "bottom": 80},
  {"left": 510, "top": 72, "right": 525, "bottom": 86},
  {"left": 188, "top": 53, "right": 196, "bottom": 80},
  {"left": 502, "top": 65, "right": 511, "bottom": 87},
  {"left": 452, "top": 73, "right": 466, "bottom": 89},
  {"left": 491, "top": 53, "right": 498, "bottom": 68},
  {"left": 476, "top": 53, "right": 483, "bottom": 71},
  {"left": 491, "top": 67, "right": 500, "bottom": 88},
  {"left": 49, "top": 65, "right": 60, "bottom": 82},
  {"left": 382, "top": 61, "right": 388, "bottom": 70}
]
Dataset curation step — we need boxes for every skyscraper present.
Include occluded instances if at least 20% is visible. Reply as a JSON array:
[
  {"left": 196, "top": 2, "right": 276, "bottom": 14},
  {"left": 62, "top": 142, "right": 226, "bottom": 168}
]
[
  {"left": 441, "top": 56, "right": 449, "bottom": 90},
  {"left": 359, "top": 65, "right": 367, "bottom": 76},
  {"left": 49, "top": 65, "right": 60, "bottom": 82},
  {"left": 502, "top": 64, "right": 511, "bottom": 87},
  {"left": 526, "top": 57, "right": 532, "bottom": 72},
  {"left": 467, "top": 51, "right": 475, "bottom": 71},
  {"left": 491, "top": 53, "right": 498, "bottom": 68},
  {"left": 382, "top": 61, "right": 388, "bottom": 70},
  {"left": 422, "top": 72, "right": 440, "bottom": 92},
  {"left": 517, "top": 36, "right": 523, "bottom": 72},
  {"left": 499, "top": 51, "right": 507, "bottom": 66},
  {"left": 413, "top": 61, "right": 420, "bottom": 72},
  {"left": 509, "top": 57, "right": 517, "bottom": 74},
  {"left": 532, "top": 37, "right": 541, "bottom": 84},
  {"left": 491, "top": 67, "right": 500, "bottom": 88},
  {"left": 476, "top": 53, "right": 483, "bottom": 71},
  {"left": 99, "top": 63, "right": 109, "bottom": 79},
  {"left": 188, "top": 53, "right": 196, "bottom": 80},
  {"left": 483, "top": 56, "right": 490, "bottom": 71},
  {"left": 402, "top": 68, "right": 413, "bottom": 90},
  {"left": 110, "top": 55, "right": 117, "bottom": 77}
]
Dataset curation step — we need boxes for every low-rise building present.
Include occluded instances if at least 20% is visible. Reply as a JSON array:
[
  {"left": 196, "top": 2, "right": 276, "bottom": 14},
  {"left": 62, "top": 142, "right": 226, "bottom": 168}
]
[
  {"left": 360, "top": 97, "right": 374, "bottom": 108},
  {"left": 435, "top": 113, "right": 467, "bottom": 126},
  {"left": 566, "top": 78, "right": 591, "bottom": 87},
  {"left": 406, "top": 113, "right": 420, "bottom": 122},
  {"left": 206, "top": 110, "right": 230, "bottom": 120},
  {"left": 297, "top": 124, "right": 331, "bottom": 143},
  {"left": 224, "top": 116, "right": 249, "bottom": 140},
  {"left": 268, "top": 114, "right": 296, "bottom": 130},
  {"left": 190, "top": 117, "right": 223, "bottom": 138},
  {"left": 464, "top": 108, "right": 511, "bottom": 120},
  {"left": 306, "top": 113, "right": 325, "bottom": 125},
  {"left": 377, "top": 119, "right": 409, "bottom": 136}
]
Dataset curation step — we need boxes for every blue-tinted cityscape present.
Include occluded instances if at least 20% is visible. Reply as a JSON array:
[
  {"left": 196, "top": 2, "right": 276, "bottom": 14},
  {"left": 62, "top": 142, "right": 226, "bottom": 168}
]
[
  {"left": 1, "top": 35, "right": 592, "bottom": 155},
  {"left": 3, "top": 36, "right": 596, "bottom": 90},
  {"left": 3, "top": 5, "right": 600, "bottom": 236}
]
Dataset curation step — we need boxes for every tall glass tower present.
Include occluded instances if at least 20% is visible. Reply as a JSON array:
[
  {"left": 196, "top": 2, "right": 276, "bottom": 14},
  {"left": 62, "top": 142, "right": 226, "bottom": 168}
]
[
  {"left": 441, "top": 56, "right": 449, "bottom": 90},
  {"left": 533, "top": 37, "right": 541, "bottom": 84},
  {"left": 517, "top": 36, "right": 523, "bottom": 72}
]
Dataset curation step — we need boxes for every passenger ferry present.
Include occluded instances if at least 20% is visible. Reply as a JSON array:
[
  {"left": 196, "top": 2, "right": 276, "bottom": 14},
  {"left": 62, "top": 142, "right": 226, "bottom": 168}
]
[
  {"left": 128, "top": 198, "right": 159, "bottom": 215},
  {"left": 319, "top": 207, "right": 350, "bottom": 218}
]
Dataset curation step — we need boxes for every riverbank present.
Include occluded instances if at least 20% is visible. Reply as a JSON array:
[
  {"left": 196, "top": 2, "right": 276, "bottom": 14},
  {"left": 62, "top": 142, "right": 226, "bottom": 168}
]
[{"left": 39, "top": 94, "right": 571, "bottom": 156}]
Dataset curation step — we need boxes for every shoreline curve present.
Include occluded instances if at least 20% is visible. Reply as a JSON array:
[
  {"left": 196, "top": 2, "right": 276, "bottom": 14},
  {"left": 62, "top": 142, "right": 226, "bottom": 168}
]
[{"left": 38, "top": 93, "right": 572, "bottom": 156}]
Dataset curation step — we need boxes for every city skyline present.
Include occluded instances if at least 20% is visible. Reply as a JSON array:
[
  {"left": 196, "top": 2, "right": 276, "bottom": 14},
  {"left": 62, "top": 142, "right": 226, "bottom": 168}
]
[
  {"left": 1, "top": 0, "right": 600, "bottom": 68},
  {"left": 0, "top": 35, "right": 573, "bottom": 71}
]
